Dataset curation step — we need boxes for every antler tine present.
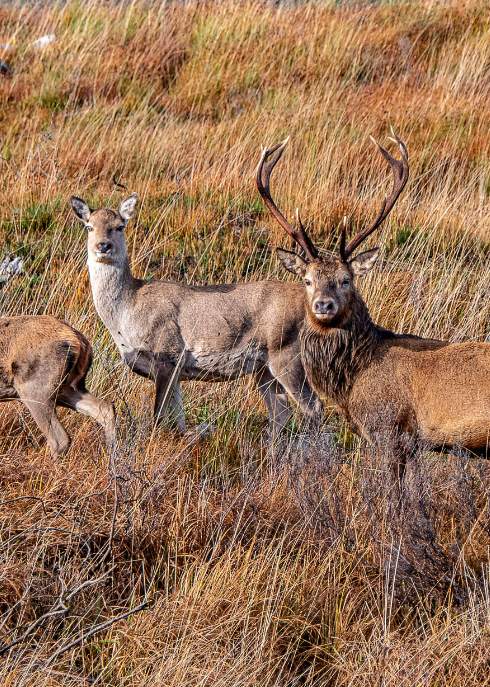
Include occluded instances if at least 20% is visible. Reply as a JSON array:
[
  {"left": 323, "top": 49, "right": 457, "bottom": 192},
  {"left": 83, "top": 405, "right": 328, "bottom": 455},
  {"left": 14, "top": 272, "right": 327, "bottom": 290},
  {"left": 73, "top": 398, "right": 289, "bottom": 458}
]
[
  {"left": 343, "top": 132, "right": 409, "bottom": 259},
  {"left": 339, "top": 216, "right": 348, "bottom": 261},
  {"left": 295, "top": 208, "right": 319, "bottom": 259},
  {"left": 256, "top": 140, "right": 318, "bottom": 260}
]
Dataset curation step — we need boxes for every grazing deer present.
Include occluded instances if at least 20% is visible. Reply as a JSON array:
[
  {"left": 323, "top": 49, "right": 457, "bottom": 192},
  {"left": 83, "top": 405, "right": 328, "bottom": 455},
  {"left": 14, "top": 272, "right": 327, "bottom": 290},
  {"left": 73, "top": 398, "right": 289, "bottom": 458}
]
[
  {"left": 69, "top": 195, "right": 322, "bottom": 437},
  {"left": 257, "top": 133, "right": 490, "bottom": 477},
  {"left": 0, "top": 315, "right": 116, "bottom": 456}
]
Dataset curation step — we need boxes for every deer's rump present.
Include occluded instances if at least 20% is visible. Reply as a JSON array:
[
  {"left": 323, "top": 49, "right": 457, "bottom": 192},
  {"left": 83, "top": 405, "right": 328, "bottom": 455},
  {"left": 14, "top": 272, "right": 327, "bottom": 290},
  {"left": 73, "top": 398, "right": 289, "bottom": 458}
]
[{"left": 0, "top": 316, "right": 91, "bottom": 398}]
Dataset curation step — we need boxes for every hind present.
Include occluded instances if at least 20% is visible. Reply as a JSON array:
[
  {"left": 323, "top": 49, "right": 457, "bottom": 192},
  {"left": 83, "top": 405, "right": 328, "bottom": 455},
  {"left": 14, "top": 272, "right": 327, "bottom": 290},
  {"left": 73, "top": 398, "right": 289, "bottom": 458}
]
[{"left": 0, "top": 315, "right": 115, "bottom": 457}]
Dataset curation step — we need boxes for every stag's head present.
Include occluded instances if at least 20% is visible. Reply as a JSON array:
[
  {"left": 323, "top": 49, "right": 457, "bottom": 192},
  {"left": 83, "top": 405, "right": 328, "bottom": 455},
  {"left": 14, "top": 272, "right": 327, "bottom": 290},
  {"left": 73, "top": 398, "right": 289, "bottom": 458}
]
[
  {"left": 70, "top": 194, "right": 138, "bottom": 265},
  {"left": 256, "top": 134, "right": 409, "bottom": 328}
]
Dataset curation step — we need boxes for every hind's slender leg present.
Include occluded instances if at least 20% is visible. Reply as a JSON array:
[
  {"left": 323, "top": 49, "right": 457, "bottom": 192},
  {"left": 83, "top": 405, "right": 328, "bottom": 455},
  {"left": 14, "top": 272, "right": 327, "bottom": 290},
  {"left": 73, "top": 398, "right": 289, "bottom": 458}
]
[
  {"left": 268, "top": 349, "right": 323, "bottom": 429},
  {"left": 21, "top": 395, "right": 70, "bottom": 457},
  {"left": 58, "top": 386, "right": 116, "bottom": 450},
  {"left": 255, "top": 368, "right": 292, "bottom": 438},
  {"left": 154, "top": 364, "right": 186, "bottom": 433}
]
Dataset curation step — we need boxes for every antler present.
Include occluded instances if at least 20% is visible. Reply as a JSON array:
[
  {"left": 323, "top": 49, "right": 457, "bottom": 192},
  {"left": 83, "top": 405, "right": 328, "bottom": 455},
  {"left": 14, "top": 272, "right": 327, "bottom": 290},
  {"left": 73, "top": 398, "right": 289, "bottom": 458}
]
[
  {"left": 340, "top": 131, "right": 409, "bottom": 261},
  {"left": 256, "top": 139, "right": 318, "bottom": 261}
]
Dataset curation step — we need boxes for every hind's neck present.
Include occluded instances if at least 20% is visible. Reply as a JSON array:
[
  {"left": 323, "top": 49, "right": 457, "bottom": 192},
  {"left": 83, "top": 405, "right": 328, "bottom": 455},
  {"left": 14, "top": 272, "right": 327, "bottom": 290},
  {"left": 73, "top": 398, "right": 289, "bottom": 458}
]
[{"left": 87, "top": 253, "right": 136, "bottom": 331}]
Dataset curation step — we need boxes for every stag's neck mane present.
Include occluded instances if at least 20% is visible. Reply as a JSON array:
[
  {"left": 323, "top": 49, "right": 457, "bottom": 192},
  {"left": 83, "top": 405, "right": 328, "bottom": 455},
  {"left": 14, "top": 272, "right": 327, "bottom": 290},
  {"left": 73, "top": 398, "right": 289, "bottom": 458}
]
[{"left": 300, "top": 290, "right": 384, "bottom": 406}]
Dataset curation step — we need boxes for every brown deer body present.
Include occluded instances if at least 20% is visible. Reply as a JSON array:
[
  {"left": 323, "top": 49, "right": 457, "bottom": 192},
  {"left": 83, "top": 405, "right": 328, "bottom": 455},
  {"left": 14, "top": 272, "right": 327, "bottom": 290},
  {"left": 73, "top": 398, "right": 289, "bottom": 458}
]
[
  {"left": 257, "top": 135, "right": 490, "bottom": 471},
  {"left": 0, "top": 315, "right": 115, "bottom": 456},
  {"left": 301, "top": 291, "right": 490, "bottom": 451},
  {"left": 69, "top": 196, "right": 321, "bottom": 436}
]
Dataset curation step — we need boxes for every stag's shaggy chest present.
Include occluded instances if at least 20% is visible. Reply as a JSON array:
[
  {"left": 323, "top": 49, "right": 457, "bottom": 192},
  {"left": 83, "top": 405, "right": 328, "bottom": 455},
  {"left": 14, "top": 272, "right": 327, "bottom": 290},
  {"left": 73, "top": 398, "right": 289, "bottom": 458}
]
[{"left": 300, "top": 315, "right": 381, "bottom": 407}]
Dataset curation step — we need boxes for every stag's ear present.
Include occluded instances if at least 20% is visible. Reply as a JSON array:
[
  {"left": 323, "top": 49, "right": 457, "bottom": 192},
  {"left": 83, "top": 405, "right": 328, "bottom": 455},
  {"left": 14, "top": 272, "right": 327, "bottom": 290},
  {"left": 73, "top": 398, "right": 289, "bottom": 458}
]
[
  {"left": 349, "top": 248, "right": 380, "bottom": 276},
  {"left": 276, "top": 248, "right": 308, "bottom": 276},
  {"left": 70, "top": 196, "right": 91, "bottom": 223},
  {"left": 119, "top": 193, "right": 138, "bottom": 222}
]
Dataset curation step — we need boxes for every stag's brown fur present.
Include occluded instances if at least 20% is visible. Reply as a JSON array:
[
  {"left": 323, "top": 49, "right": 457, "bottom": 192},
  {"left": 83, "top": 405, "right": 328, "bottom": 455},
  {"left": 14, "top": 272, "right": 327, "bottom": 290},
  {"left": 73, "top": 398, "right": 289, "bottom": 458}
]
[
  {"left": 300, "top": 259, "right": 490, "bottom": 454},
  {"left": 0, "top": 315, "right": 115, "bottom": 456}
]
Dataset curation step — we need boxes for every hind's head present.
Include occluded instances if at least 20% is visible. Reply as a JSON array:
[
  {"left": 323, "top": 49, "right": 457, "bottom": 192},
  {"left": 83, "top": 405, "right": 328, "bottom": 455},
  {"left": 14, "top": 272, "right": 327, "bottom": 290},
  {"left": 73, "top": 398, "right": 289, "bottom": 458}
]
[{"left": 70, "top": 194, "right": 138, "bottom": 266}]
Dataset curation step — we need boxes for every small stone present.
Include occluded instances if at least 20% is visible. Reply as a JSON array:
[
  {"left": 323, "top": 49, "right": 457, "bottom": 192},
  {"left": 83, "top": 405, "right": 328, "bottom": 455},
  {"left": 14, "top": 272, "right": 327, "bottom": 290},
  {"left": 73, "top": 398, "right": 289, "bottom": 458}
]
[
  {"left": 0, "top": 256, "right": 24, "bottom": 284},
  {"left": 0, "top": 60, "right": 12, "bottom": 77},
  {"left": 31, "top": 34, "right": 56, "bottom": 49}
]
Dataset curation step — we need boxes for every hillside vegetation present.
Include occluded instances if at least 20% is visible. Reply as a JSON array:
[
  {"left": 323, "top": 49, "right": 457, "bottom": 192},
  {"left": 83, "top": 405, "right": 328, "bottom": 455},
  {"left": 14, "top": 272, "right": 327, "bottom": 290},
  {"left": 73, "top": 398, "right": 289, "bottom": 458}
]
[{"left": 1, "top": 1, "right": 490, "bottom": 685}]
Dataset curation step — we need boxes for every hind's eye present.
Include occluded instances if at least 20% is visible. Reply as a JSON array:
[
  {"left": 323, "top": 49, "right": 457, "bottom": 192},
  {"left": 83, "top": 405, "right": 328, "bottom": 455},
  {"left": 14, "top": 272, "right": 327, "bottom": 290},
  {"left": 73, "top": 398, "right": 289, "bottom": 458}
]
[
  {"left": 304, "top": 278, "right": 312, "bottom": 287},
  {"left": 342, "top": 278, "right": 350, "bottom": 288},
  {"left": 117, "top": 225, "right": 125, "bottom": 231},
  {"left": 86, "top": 225, "right": 93, "bottom": 232}
]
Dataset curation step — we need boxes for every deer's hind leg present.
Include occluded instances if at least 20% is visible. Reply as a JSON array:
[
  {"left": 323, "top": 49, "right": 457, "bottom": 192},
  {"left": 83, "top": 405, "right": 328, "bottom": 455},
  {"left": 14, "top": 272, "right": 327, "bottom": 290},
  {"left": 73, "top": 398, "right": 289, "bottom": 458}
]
[
  {"left": 154, "top": 364, "right": 186, "bottom": 433},
  {"left": 58, "top": 385, "right": 116, "bottom": 451},
  {"left": 268, "top": 351, "right": 323, "bottom": 429},
  {"left": 19, "top": 391, "right": 70, "bottom": 457},
  {"left": 12, "top": 355, "right": 71, "bottom": 456}
]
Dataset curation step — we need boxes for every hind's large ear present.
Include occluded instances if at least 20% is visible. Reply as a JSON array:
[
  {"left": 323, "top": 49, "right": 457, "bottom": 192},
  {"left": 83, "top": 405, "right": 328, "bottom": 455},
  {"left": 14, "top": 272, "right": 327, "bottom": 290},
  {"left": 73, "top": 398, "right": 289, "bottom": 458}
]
[
  {"left": 119, "top": 193, "right": 138, "bottom": 222},
  {"left": 349, "top": 247, "right": 380, "bottom": 276},
  {"left": 70, "top": 196, "right": 91, "bottom": 223},
  {"left": 276, "top": 248, "right": 308, "bottom": 277}
]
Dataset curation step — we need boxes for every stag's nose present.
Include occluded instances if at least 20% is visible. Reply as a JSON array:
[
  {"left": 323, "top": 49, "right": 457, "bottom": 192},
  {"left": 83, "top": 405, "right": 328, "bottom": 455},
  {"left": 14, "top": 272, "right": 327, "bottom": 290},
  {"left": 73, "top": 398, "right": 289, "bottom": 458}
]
[
  {"left": 96, "top": 241, "right": 113, "bottom": 254},
  {"left": 313, "top": 298, "right": 338, "bottom": 317}
]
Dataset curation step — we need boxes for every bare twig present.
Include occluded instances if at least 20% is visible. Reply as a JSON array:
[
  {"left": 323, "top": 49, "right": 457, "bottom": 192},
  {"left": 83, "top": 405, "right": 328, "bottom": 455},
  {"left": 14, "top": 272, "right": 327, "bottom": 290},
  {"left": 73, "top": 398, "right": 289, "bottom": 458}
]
[
  {"left": 44, "top": 598, "right": 150, "bottom": 666},
  {"left": 0, "top": 572, "right": 111, "bottom": 657},
  {"left": 112, "top": 174, "right": 128, "bottom": 191}
]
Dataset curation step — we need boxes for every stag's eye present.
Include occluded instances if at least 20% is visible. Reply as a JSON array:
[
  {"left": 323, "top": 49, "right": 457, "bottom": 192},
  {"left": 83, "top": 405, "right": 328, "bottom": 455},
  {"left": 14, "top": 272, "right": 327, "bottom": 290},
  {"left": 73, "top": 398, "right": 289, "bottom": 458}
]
[
  {"left": 86, "top": 225, "right": 93, "bottom": 232},
  {"left": 304, "top": 278, "right": 312, "bottom": 287},
  {"left": 116, "top": 225, "right": 125, "bottom": 232},
  {"left": 341, "top": 278, "right": 350, "bottom": 288}
]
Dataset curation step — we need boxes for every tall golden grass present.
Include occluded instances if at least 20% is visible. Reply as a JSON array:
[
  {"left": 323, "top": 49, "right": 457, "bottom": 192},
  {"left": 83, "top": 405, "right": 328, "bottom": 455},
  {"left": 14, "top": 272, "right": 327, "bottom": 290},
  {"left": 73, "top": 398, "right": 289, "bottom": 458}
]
[{"left": 1, "top": 1, "right": 490, "bottom": 684}]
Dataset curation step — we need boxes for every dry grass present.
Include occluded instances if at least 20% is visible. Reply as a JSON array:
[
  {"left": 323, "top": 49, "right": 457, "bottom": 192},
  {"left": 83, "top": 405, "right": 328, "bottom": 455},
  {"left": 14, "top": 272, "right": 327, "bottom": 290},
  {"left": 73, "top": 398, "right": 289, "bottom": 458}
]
[{"left": 1, "top": 1, "right": 490, "bottom": 684}]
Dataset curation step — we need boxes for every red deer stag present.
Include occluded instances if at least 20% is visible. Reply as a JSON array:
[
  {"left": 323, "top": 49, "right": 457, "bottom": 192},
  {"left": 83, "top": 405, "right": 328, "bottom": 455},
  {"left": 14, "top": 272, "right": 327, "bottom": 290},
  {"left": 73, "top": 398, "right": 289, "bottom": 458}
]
[{"left": 257, "top": 134, "right": 490, "bottom": 477}]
